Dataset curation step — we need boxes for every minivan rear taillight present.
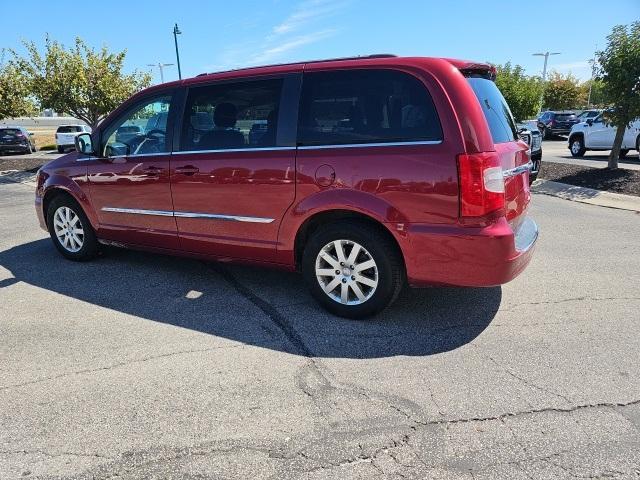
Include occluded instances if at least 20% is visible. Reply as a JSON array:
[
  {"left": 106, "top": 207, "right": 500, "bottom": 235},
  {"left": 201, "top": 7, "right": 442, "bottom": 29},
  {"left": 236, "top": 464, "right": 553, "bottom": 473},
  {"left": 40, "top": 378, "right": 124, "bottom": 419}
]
[{"left": 457, "top": 152, "right": 505, "bottom": 223}]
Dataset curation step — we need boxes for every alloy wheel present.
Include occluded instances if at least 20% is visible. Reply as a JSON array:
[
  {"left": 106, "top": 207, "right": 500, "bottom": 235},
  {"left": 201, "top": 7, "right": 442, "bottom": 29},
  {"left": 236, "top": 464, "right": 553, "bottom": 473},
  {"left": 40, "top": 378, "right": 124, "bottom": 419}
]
[
  {"left": 315, "top": 239, "right": 378, "bottom": 305},
  {"left": 571, "top": 140, "right": 582, "bottom": 155},
  {"left": 53, "top": 206, "right": 84, "bottom": 253}
]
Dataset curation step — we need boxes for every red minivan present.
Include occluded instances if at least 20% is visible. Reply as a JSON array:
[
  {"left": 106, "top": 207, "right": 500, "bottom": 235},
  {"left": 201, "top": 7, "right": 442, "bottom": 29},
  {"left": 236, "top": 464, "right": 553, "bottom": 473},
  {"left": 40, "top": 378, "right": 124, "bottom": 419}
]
[{"left": 35, "top": 55, "right": 537, "bottom": 318}]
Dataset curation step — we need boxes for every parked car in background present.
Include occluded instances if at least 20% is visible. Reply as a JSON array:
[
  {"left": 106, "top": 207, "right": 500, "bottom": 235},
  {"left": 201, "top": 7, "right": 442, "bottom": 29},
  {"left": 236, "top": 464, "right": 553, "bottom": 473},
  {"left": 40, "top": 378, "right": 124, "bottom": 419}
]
[
  {"left": 568, "top": 113, "right": 640, "bottom": 158},
  {"left": 35, "top": 55, "right": 537, "bottom": 318},
  {"left": 537, "top": 111, "right": 580, "bottom": 139},
  {"left": 56, "top": 125, "right": 92, "bottom": 153},
  {"left": 114, "top": 125, "right": 143, "bottom": 145},
  {"left": 577, "top": 109, "right": 602, "bottom": 122},
  {"left": 517, "top": 123, "right": 542, "bottom": 183},
  {"left": 0, "top": 126, "right": 37, "bottom": 154}
]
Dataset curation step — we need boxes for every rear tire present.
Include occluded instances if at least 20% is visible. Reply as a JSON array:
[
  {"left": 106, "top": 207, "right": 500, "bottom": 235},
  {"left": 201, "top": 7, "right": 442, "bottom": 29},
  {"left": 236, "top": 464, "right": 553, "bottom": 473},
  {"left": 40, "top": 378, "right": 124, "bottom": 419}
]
[
  {"left": 619, "top": 149, "right": 629, "bottom": 159},
  {"left": 57, "top": 146, "right": 64, "bottom": 153},
  {"left": 46, "top": 195, "right": 99, "bottom": 261},
  {"left": 302, "top": 222, "right": 404, "bottom": 319},
  {"left": 569, "top": 136, "right": 586, "bottom": 157}
]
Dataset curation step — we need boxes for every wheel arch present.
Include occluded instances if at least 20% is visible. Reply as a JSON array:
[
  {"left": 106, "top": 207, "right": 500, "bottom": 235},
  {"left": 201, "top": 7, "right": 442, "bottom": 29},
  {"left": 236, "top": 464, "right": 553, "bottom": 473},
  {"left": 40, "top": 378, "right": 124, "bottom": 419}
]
[
  {"left": 42, "top": 186, "right": 97, "bottom": 231},
  {"left": 293, "top": 209, "right": 406, "bottom": 273}
]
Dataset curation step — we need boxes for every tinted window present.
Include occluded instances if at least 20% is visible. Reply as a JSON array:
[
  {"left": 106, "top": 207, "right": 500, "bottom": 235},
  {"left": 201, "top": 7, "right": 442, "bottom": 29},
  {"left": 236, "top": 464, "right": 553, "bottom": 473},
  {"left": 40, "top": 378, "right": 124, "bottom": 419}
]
[
  {"left": 298, "top": 69, "right": 442, "bottom": 146},
  {"left": 103, "top": 96, "right": 172, "bottom": 157},
  {"left": 0, "top": 128, "right": 21, "bottom": 136},
  {"left": 180, "top": 79, "right": 283, "bottom": 151},
  {"left": 555, "top": 113, "right": 576, "bottom": 121},
  {"left": 467, "top": 77, "right": 517, "bottom": 143},
  {"left": 57, "top": 126, "right": 83, "bottom": 133}
]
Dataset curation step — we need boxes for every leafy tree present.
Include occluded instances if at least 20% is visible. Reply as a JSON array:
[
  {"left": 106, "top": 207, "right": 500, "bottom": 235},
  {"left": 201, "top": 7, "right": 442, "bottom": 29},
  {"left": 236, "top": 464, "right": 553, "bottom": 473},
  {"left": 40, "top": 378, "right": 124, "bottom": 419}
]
[
  {"left": 581, "top": 78, "right": 610, "bottom": 108},
  {"left": 13, "top": 37, "right": 151, "bottom": 129},
  {"left": 494, "top": 62, "right": 544, "bottom": 121},
  {"left": 596, "top": 21, "right": 640, "bottom": 169},
  {"left": 542, "top": 72, "right": 585, "bottom": 110},
  {"left": 0, "top": 61, "right": 38, "bottom": 120}
]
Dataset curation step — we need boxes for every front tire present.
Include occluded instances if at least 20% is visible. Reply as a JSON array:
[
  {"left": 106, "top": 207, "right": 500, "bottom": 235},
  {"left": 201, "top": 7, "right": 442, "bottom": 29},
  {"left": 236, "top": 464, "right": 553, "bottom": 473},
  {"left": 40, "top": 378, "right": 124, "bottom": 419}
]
[
  {"left": 619, "top": 149, "right": 629, "bottom": 159},
  {"left": 569, "top": 136, "right": 586, "bottom": 157},
  {"left": 57, "top": 146, "right": 64, "bottom": 153},
  {"left": 46, "top": 195, "right": 99, "bottom": 261},
  {"left": 302, "top": 222, "right": 405, "bottom": 319}
]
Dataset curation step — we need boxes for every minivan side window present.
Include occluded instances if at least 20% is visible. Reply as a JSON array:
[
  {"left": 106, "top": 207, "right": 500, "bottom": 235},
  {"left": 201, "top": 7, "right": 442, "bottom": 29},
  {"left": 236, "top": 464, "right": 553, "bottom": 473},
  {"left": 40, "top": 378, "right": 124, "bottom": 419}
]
[
  {"left": 102, "top": 96, "right": 172, "bottom": 157},
  {"left": 297, "top": 69, "right": 442, "bottom": 147},
  {"left": 179, "top": 79, "right": 283, "bottom": 151}
]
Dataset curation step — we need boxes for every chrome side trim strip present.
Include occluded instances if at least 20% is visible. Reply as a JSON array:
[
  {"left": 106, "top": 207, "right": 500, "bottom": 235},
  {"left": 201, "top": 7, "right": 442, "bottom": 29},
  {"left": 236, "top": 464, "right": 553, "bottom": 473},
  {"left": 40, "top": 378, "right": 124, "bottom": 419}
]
[
  {"left": 297, "top": 140, "right": 443, "bottom": 150},
  {"left": 101, "top": 207, "right": 274, "bottom": 223},
  {"left": 173, "top": 146, "right": 296, "bottom": 155},
  {"left": 503, "top": 161, "right": 533, "bottom": 179},
  {"left": 101, "top": 207, "right": 174, "bottom": 217},
  {"left": 173, "top": 211, "right": 274, "bottom": 223}
]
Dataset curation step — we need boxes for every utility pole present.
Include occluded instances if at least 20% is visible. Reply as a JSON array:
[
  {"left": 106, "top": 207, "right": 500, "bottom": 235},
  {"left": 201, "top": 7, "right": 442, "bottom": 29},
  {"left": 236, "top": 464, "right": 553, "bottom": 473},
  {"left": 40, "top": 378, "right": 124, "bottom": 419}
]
[
  {"left": 533, "top": 51, "right": 561, "bottom": 110},
  {"left": 587, "top": 46, "right": 598, "bottom": 108},
  {"left": 173, "top": 23, "right": 182, "bottom": 80},
  {"left": 147, "top": 62, "right": 175, "bottom": 84}
]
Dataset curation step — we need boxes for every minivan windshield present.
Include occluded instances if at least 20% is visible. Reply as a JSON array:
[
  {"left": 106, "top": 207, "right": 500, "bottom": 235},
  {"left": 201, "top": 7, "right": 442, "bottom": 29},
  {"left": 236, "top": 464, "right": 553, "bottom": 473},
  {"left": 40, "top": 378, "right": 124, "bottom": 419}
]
[{"left": 466, "top": 77, "right": 517, "bottom": 144}]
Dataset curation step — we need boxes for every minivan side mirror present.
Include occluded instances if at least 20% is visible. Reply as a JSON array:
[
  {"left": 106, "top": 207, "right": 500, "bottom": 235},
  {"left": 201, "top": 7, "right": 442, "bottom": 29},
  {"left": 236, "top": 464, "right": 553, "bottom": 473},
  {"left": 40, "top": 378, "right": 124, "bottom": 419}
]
[{"left": 75, "top": 133, "right": 94, "bottom": 155}]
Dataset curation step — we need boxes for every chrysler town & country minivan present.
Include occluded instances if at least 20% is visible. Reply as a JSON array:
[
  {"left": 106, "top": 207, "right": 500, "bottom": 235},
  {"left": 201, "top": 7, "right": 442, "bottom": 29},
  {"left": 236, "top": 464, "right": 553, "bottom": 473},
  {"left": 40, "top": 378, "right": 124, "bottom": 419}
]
[{"left": 35, "top": 55, "right": 538, "bottom": 318}]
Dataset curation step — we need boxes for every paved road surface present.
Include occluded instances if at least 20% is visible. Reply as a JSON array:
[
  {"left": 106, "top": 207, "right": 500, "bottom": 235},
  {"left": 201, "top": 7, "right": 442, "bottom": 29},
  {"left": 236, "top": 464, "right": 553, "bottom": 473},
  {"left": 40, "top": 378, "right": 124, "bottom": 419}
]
[
  {"left": 542, "top": 138, "right": 640, "bottom": 171},
  {"left": 0, "top": 178, "right": 639, "bottom": 479}
]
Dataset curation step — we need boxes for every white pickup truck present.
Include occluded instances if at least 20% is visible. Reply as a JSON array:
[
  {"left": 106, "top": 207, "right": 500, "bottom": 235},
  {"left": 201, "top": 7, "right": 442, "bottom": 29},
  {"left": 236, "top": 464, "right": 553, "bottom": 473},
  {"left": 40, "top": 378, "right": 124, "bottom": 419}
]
[
  {"left": 56, "top": 124, "right": 92, "bottom": 153},
  {"left": 568, "top": 114, "right": 640, "bottom": 158}
]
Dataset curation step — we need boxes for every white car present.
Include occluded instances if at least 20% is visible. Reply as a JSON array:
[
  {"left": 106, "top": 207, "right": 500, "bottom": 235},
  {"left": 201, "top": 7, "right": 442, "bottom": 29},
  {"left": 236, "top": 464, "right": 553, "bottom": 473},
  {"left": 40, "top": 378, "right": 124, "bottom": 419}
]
[
  {"left": 55, "top": 125, "right": 92, "bottom": 153},
  {"left": 568, "top": 114, "right": 640, "bottom": 158}
]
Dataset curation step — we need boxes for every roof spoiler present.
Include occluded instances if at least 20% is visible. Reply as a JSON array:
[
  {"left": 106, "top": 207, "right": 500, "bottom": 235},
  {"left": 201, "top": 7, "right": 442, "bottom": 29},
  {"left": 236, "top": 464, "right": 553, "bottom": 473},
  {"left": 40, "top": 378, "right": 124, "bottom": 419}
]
[{"left": 459, "top": 63, "right": 497, "bottom": 81}]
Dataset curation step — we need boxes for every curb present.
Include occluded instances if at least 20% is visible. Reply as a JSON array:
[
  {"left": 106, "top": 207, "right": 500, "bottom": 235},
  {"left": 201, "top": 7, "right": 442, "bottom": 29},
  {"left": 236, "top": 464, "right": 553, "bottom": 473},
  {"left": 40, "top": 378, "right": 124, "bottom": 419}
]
[{"left": 532, "top": 179, "right": 640, "bottom": 213}]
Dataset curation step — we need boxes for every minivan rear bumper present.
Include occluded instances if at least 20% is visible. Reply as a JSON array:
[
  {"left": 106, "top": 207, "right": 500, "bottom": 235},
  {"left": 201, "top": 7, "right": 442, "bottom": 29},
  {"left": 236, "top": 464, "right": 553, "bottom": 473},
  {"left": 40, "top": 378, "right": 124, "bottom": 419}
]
[{"left": 401, "top": 216, "right": 538, "bottom": 287}]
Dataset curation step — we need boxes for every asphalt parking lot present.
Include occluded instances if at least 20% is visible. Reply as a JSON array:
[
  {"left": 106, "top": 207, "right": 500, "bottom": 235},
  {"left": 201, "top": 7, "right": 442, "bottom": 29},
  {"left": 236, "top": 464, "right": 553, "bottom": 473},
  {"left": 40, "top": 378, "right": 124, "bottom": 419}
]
[{"left": 1, "top": 176, "right": 640, "bottom": 479}]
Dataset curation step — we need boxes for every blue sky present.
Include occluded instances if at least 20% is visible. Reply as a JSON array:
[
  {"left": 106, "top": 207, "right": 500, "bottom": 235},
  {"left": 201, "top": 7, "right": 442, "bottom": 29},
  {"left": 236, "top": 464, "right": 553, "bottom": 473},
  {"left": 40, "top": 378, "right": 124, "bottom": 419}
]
[{"left": 2, "top": 0, "right": 638, "bottom": 84}]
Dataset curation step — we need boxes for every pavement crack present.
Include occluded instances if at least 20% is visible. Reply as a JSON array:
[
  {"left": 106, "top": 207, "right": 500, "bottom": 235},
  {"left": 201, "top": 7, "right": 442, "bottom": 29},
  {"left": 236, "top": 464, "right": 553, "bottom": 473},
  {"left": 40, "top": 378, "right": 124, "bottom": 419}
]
[
  {"left": 484, "top": 353, "right": 573, "bottom": 404},
  {"left": 416, "top": 398, "right": 640, "bottom": 426},
  {"left": 0, "top": 449, "right": 112, "bottom": 460},
  {"left": 0, "top": 344, "right": 243, "bottom": 391}
]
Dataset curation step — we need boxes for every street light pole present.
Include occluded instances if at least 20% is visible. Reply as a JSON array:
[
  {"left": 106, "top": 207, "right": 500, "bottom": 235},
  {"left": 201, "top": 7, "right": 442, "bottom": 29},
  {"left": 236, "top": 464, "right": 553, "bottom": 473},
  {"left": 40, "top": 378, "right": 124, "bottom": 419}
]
[
  {"left": 533, "top": 51, "right": 561, "bottom": 110},
  {"left": 173, "top": 23, "right": 182, "bottom": 80},
  {"left": 147, "top": 63, "right": 175, "bottom": 84},
  {"left": 587, "top": 46, "right": 598, "bottom": 108}
]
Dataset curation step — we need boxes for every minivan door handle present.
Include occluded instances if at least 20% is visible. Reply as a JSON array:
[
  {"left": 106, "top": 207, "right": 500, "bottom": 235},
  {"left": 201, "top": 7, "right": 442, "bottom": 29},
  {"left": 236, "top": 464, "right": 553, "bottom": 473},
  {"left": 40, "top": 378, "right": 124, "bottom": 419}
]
[
  {"left": 175, "top": 165, "right": 199, "bottom": 176},
  {"left": 142, "top": 165, "right": 164, "bottom": 176}
]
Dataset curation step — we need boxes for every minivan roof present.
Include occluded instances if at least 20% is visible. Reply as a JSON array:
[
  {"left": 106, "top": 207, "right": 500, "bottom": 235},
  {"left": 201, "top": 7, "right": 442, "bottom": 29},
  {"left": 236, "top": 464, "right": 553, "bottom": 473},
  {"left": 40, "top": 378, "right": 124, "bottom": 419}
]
[{"left": 146, "top": 55, "right": 494, "bottom": 92}]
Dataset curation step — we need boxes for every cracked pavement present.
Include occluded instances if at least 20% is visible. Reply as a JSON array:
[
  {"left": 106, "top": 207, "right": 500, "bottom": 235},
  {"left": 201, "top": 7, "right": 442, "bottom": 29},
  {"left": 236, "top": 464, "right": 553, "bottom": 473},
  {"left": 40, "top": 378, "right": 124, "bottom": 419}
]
[{"left": 1, "top": 178, "right": 639, "bottom": 479}]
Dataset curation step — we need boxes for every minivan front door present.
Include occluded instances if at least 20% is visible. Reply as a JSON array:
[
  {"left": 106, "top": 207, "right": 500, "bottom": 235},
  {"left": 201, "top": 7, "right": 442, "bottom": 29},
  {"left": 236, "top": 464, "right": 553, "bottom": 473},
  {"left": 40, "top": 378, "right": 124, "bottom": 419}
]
[
  {"left": 170, "top": 77, "right": 298, "bottom": 262},
  {"left": 87, "top": 94, "right": 179, "bottom": 249}
]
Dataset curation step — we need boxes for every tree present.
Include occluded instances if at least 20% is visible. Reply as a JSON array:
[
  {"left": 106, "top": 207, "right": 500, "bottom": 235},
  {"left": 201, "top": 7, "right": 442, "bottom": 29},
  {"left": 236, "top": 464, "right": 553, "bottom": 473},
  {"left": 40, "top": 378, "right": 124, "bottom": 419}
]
[
  {"left": 13, "top": 37, "right": 151, "bottom": 129},
  {"left": 542, "top": 72, "right": 584, "bottom": 110},
  {"left": 596, "top": 22, "right": 640, "bottom": 169},
  {"left": 581, "top": 78, "right": 610, "bottom": 108},
  {"left": 494, "top": 62, "right": 544, "bottom": 121},
  {"left": 0, "top": 61, "right": 38, "bottom": 120}
]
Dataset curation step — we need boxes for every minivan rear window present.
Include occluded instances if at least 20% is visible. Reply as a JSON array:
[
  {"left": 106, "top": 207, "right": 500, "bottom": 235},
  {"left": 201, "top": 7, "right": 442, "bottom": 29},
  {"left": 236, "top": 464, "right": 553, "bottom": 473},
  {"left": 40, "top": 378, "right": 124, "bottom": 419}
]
[
  {"left": 466, "top": 77, "right": 517, "bottom": 144},
  {"left": 57, "top": 126, "right": 83, "bottom": 133},
  {"left": 0, "top": 129, "right": 21, "bottom": 136},
  {"left": 298, "top": 69, "right": 442, "bottom": 146}
]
